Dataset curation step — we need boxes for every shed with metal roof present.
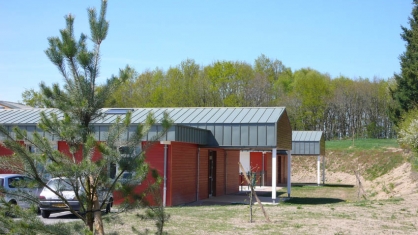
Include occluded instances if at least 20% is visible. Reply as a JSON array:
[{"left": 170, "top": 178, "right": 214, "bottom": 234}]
[{"left": 291, "top": 131, "right": 325, "bottom": 185}]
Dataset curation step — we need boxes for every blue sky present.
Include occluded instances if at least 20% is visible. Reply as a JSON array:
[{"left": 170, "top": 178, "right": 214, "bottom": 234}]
[{"left": 0, "top": 1, "right": 413, "bottom": 103}]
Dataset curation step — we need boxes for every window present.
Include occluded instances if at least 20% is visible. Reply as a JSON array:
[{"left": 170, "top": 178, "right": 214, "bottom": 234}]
[
  {"left": 108, "top": 145, "right": 142, "bottom": 185},
  {"left": 105, "top": 109, "right": 133, "bottom": 115}
]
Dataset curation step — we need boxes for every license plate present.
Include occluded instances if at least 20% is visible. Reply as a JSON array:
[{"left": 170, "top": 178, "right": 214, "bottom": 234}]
[{"left": 52, "top": 203, "right": 67, "bottom": 208}]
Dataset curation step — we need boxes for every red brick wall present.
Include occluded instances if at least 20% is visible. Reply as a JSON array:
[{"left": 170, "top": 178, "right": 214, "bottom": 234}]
[
  {"left": 198, "top": 149, "right": 208, "bottom": 200},
  {"left": 265, "top": 152, "right": 272, "bottom": 186},
  {"left": 225, "top": 150, "right": 239, "bottom": 194},
  {"left": 215, "top": 149, "right": 225, "bottom": 197},
  {"left": 170, "top": 142, "right": 198, "bottom": 206},
  {"left": 265, "top": 152, "right": 290, "bottom": 185}
]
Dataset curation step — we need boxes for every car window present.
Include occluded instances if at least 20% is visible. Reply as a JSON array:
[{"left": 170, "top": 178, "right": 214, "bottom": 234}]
[
  {"left": 8, "top": 176, "right": 27, "bottom": 188},
  {"left": 47, "top": 179, "right": 73, "bottom": 191},
  {"left": 0, "top": 178, "right": 3, "bottom": 187},
  {"left": 23, "top": 176, "right": 41, "bottom": 188}
]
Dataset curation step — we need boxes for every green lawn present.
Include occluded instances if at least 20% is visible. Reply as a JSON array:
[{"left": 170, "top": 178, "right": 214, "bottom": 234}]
[{"left": 326, "top": 138, "right": 399, "bottom": 151}]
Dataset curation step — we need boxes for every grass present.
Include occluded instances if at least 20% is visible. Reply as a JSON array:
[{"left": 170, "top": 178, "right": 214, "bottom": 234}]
[
  {"left": 98, "top": 139, "right": 416, "bottom": 234},
  {"left": 326, "top": 138, "right": 399, "bottom": 151},
  {"left": 290, "top": 138, "right": 409, "bottom": 181},
  {"left": 100, "top": 184, "right": 416, "bottom": 235}
]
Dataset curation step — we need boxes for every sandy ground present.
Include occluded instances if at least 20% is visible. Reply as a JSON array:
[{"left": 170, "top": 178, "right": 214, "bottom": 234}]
[{"left": 292, "top": 161, "right": 418, "bottom": 200}]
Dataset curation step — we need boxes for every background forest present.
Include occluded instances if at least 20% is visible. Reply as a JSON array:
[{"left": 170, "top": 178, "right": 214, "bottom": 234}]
[{"left": 77, "top": 54, "right": 394, "bottom": 141}]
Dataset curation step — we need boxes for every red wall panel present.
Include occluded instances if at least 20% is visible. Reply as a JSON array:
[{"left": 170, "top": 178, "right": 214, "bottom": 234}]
[
  {"left": 250, "top": 152, "right": 263, "bottom": 172},
  {"left": 170, "top": 142, "right": 198, "bottom": 206},
  {"left": 0, "top": 143, "right": 15, "bottom": 174},
  {"left": 0, "top": 141, "right": 25, "bottom": 174},
  {"left": 225, "top": 150, "right": 239, "bottom": 195},
  {"left": 198, "top": 149, "right": 208, "bottom": 200},
  {"left": 215, "top": 149, "right": 225, "bottom": 197}
]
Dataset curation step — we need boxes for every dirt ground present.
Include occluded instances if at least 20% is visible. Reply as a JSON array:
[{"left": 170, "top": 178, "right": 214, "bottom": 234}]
[
  {"left": 105, "top": 161, "right": 418, "bottom": 235},
  {"left": 287, "top": 158, "right": 418, "bottom": 234}
]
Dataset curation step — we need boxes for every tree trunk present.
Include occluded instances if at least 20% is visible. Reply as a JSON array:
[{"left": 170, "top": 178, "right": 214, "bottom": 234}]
[{"left": 94, "top": 192, "right": 104, "bottom": 235}]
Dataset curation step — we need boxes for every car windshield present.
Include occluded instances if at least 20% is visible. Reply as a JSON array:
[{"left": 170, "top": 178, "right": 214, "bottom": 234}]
[{"left": 47, "top": 179, "right": 74, "bottom": 191}]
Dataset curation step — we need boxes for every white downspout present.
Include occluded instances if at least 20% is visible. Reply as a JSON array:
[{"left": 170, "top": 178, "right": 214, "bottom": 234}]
[
  {"left": 163, "top": 144, "right": 168, "bottom": 207},
  {"left": 197, "top": 148, "right": 200, "bottom": 201},
  {"left": 287, "top": 150, "right": 292, "bottom": 197},
  {"left": 272, "top": 148, "right": 277, "bottom": 203},
  {"left": 262, "top": 152, "right": 265, "bottom": 186}
]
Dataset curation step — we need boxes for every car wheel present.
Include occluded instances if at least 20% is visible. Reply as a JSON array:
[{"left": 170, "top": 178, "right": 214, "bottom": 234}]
[
  {"left": 105, "top": 198, "right": 113, "bottom": 213},
  {"left": 105, "top": 203, "right": 111, "bottom": 213},
  {"left": 41, "top": 210, "right": 51, "bottom": 218}
]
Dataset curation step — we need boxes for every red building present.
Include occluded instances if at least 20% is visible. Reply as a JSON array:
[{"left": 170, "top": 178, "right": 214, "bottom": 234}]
[{"left": 0, "top": 107, "right": 292, "bottom": 206}]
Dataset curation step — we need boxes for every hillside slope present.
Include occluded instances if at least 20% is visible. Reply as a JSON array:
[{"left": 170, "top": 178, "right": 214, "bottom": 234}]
[{"left": 291, "top": 139, "right": 418, "bottom": 199}]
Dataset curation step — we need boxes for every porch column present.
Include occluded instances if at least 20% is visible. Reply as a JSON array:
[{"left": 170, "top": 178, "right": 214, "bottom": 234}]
[
  {"left": 287, "top": 150, "right": 292, "bottom": 197},
  {"left": 160, "top": 141, "right": 171, "bottom": 207},
  {"left": 317, "top": 155, "right": 321, "bottom": 185},
  {"left": 271, "top": 148, "right": 277, "bottom": 203}
]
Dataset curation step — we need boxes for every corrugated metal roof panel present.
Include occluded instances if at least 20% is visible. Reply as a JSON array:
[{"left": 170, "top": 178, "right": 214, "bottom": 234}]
[
  {"left": 266, "top": 108, "right": 285, "bottom": 123},
  {"left": 181, "top": 108, "right": 204, "bottom": 123},
  {"left": 0, "top": 107, "right": 290, "bottom": 150},
  {"left": 239, "top": 108, "right": 258, "bottom": 123},
  {"left": 0, "top": 107, "right": 286, "bottom": 125},
  {"left": 292, "top": 131, "right": 323, "bottom": 142}
]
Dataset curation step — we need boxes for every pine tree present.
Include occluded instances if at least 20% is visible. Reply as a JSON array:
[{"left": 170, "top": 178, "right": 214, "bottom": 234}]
[
  {"left": 0, "top": 1, "right": 171, "bottom": 234},
  {"left": 391, "top": 0, "right": 418, "bottom": 123}
]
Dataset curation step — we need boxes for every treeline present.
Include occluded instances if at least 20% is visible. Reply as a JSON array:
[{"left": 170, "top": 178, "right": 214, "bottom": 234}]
[{"left": 105, "top": 55, "right": 396, "bottom": 140}]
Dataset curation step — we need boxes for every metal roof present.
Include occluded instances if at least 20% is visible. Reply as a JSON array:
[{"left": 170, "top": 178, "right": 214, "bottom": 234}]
[
  {"left": 0, "top": 107, "right": 291, "bottom": 150},
  {"left": 291, "top": 131, "right": 325, "bottom": 155},
  {"left": 0, "top": 101, "right": 33, "bottom": 109},
  {"left": 292, "top": 131, "right": 323, "bottom": 142}
]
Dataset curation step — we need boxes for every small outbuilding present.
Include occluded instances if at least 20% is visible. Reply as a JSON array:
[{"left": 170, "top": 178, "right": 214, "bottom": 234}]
[{"left": 291, "top": 131, "right": 326, "bottom": 185}]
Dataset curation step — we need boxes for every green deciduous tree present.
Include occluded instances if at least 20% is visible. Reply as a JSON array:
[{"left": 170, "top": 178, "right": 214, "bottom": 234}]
[
  {"left": 391, "top": 0, "right": 418, "bottom": 123},
  {"left": 21, "top": 88, "right": 47, "bottom": 108}
]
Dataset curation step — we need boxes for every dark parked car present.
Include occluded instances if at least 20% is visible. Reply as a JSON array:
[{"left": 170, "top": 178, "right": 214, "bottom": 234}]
[
  {"left": 38, "top": 177, "right": 113, "bottom": 218},
  {"left": 0, "top": 174, "right": 42, "bottom": 208}
]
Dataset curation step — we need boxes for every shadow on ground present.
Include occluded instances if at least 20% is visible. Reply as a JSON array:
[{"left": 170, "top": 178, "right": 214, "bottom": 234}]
[
  {"left": 282, "top": 197, "right": 345, "bottom": 205},
  {"left": 292, "top": 183, "right": 355, "bottom": 188}
]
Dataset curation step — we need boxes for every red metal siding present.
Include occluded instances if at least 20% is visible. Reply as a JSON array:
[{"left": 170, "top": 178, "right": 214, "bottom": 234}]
[
  {"left": 250, "top": 152, "right": 263, "bottom": 172},
  {"left": 0, "top": 141, "right": 26, "bottom": 174},
  {"left": 0, "top": 143, "right": 15, "bottom": 174},
  {"left": 57, "top": 141, "right": 83, "bottom": 163},
  {"left": 225, "top": 150, "right": 239, "bottom": 194},
  {"left": 113, "top": 142, "right": 166, "bottom": 205},
  {"left": 170, "top": 142, "right": 198, "bottom": 206}
]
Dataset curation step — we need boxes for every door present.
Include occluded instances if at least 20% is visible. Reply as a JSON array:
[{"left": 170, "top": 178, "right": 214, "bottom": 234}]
[{"left": 208, "top": 150, "right": 216, "bottom": 197}]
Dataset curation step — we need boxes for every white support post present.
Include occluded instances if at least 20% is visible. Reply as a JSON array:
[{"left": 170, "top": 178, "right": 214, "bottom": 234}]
[
  {"left": 160, "top": 141, "right": 171, "bottom": 207},
  {"left": 163, "top": 144, "right": 168, "bottom": 207},
  {"left": 287, "top": 150, "right": 292, "bottom": 197},
  {"left": 317, "top": 155, "right": 321, "bottom": 185},
  {"left": 272, "top": 148, "right": 277, "bottom": 204},
  {"left": 197, "top": 148, "right": 200, "bottom": 201}
]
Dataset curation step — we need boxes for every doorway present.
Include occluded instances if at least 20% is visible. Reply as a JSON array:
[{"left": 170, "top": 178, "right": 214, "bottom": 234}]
[{"left": 208, "top": 150, "right": 216, "bottom": 197}]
